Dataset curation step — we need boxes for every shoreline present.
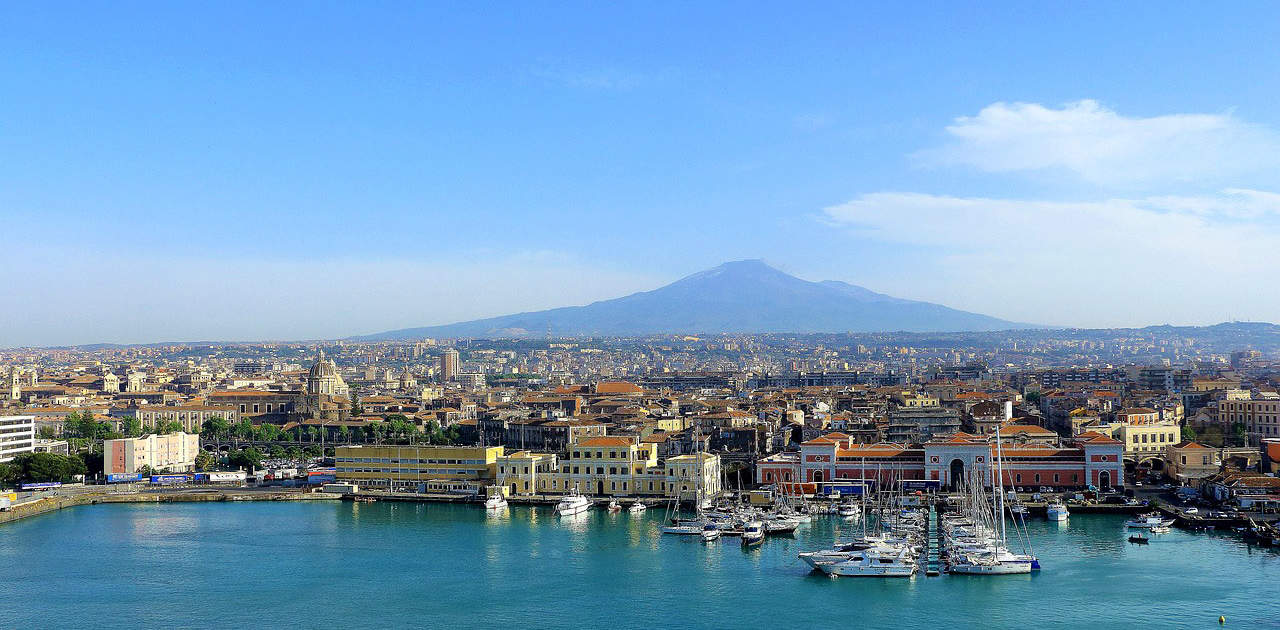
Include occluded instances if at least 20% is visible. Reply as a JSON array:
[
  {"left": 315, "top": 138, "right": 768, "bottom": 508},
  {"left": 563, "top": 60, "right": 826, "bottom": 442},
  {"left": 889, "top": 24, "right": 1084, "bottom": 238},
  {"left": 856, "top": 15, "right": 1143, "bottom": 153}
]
[{"left": 0, "top": 488, "right": 340, "bottom": 525}]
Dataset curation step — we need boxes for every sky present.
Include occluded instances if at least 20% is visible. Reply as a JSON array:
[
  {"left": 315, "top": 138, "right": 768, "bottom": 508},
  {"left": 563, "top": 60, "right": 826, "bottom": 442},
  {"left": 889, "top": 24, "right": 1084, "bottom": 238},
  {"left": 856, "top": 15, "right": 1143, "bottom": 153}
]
[{"left": 3, "top": 2, "right": 1280, "bottom": 346}]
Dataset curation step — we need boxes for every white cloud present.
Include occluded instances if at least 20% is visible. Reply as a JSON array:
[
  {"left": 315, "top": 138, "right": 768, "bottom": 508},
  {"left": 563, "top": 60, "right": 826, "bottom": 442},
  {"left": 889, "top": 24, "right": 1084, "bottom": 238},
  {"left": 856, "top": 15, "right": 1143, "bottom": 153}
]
[
  {"left": 822, "top": 190, "right": 1280, "bottom": 327},
  {"left": 915, "top": 100, "right": 1280, "bottom": 186}
]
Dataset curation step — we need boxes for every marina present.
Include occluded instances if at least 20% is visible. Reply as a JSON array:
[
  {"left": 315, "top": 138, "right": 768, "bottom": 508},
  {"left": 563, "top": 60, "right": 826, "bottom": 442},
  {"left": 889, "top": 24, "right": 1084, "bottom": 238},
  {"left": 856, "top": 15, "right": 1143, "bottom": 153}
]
[{"left": 1, "top": 500, "right": 1278, "bottom": 628}]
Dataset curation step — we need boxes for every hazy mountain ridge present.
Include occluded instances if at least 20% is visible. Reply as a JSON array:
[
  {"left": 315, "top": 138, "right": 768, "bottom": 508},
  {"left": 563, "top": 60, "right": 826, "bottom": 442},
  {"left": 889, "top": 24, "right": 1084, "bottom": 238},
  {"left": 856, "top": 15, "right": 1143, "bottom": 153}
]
[{"left": 356, "top": 260, "right": 1033, "bottom": 340}]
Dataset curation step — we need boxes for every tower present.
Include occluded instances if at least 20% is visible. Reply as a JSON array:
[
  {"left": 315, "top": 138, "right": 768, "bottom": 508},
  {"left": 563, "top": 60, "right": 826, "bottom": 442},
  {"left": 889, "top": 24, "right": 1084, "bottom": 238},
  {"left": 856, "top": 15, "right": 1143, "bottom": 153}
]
[
  {"left": 8, "top": 368, "right": 20, "bottom": 401},
  {"left": 440, "top": 348, "right": 459, "bottom": 383}
]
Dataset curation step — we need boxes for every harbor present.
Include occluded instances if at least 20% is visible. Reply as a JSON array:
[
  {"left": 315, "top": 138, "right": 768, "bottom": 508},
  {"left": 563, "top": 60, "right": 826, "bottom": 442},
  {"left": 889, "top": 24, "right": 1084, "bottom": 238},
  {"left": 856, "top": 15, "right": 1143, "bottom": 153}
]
[{"left": 2, "top": 499, "right": 1277, "bottom": 629}]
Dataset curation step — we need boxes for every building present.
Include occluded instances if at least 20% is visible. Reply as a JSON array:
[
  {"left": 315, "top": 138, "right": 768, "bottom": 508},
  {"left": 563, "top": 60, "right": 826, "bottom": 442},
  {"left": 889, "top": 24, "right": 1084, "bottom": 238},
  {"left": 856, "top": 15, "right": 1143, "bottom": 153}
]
[
  {"left": 756, "top": 430, "right": 1124, "bottom": 492},
  {"left": 663, "top": 452, "right": 723, "bottom": 500},
  {"left": 440, "top": 349, "right": 459, "bottom": 382},
  {"left": 334, "top": 444, "right": 504, "bottom": 493},
  {"left": 886, "top": 407, "right": 961, "bottom": 443},
  {"left": 0, "top": 415, "right": 36, "bottom": 463},
  {"left": 131, "top": 404, "right": 240, "bottom": 432},
  {"left": 1164, "top": 441, "right": 1220, "bottom": 483},
  {"left": 1112, "top": 408, "right": 1180, "bottom": 457},
  {"left": 495, "top": 451, "right": 558, "bottom": 495},
  {"left": 1217, "top": 397, "right": 1280, "bottom": 444},
  {"left": 103, "top": 432, "right": 200, "bottom": 474},
  {"left": 306, "top": 351, "right": 349, "bottom": 397},
  {"left": 546, "top": 436, "right": 659, "bottom": 497}
]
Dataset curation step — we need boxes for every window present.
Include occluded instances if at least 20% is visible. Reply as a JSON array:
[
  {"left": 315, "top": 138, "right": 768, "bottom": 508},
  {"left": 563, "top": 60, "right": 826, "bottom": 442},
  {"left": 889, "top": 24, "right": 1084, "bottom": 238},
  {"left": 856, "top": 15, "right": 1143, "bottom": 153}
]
[
  {"left": 1015, "top": 474, "right": 1022, "bottom": 483},
  {"left": 609, "top": 467, "right": 617, "bottom": 475},
  {"left": 1034, "top": 474, "right": 1041, "bottom": 483},
  {"left": 1053, "top": 474, "right": 1059, "bottom": 483}
]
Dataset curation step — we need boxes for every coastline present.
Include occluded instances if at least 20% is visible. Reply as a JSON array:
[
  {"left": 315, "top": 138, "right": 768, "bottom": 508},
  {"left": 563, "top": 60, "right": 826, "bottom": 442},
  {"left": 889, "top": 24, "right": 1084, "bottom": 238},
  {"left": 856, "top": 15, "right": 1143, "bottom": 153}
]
[{"left": 0, "top": 488, "right": 339, "bottom": 525}]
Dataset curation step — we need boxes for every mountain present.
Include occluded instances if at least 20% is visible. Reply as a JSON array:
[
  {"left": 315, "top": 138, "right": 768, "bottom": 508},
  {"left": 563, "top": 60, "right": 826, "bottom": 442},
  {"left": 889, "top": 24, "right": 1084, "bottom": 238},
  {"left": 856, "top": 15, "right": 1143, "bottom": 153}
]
[{"left": 356, "top": 260, "right": 1034, "bottom": 340}]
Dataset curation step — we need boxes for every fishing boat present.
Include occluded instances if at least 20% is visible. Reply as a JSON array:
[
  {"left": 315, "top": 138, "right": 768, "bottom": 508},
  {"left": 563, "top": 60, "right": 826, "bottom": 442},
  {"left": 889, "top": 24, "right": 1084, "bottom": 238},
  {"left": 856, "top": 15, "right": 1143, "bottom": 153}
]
[
  {"left": 484, "top": 494, "right": 508, "bottom": 510},
  {"left": 1128, "top": 534, "right": 1149, "bottom": 544},
  {"left": 554, "top": 490, "right": 591, "bottom": 516},
  {"left": 1046, "top": 501, "right": 1069, "bottom": 522},
  {"left": 741, "top": 521, "right": 764, "bottom": 547},
  {"left": 629, "top": 501, "right": 646, "bottom": 514},
  {"left": 1125, "top": 512, "right": 1175, "bottom": 529}
]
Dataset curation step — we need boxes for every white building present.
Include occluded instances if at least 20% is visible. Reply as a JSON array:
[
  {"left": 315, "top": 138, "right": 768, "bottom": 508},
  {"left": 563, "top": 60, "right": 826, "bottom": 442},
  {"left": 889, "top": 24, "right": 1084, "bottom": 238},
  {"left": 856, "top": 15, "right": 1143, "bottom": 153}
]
[
  {"left": 103, "top": 432, "right": 201, "bottom": 474},
  {"left": 0, "top": 415, "right": 36, "bottom": 463}
]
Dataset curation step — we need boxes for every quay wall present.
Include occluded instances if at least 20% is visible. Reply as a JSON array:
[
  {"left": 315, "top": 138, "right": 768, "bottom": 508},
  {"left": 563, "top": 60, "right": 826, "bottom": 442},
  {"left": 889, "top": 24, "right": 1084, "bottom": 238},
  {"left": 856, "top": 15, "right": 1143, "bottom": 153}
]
[{"left": 0, "top": 489, "right": 338, "bottom": 526}]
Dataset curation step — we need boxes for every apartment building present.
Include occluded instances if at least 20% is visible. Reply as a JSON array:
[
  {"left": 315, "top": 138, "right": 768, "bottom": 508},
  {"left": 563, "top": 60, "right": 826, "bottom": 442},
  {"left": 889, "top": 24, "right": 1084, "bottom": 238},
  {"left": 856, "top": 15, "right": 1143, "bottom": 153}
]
[
  {"left": 103, "top": 432, "right": 200, "bottom": 474},
  {"left": 1218, "top": 396, "right": 1280, "bottom": 444},
  {"left": 0, "top": 415, "right": 36, "bottom": 463}
]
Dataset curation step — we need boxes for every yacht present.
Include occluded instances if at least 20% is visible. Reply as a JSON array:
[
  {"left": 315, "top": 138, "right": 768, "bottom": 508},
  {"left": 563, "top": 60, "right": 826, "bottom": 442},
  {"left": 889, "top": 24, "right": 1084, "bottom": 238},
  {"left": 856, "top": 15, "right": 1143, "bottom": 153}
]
[
  {"left": 822, "top": 547, "right": 917, "bottom": 578},
  {"left": 838, "top": 501, "right": 861, "bottom": 518},
  {"left": 700, "top": 522, "right": 722, "bottom": 542},
  {"left": 555, "top": 491, "right": 591, "bottom": 517},
  {"left": 948, "top": 554, "right": 1033, "bottom": 575},
  {"left": 1125, "top": 512, "right": 1175, "bottom": 529},
  {"left": 1045, "top": 501, "right": 1069, "bottom": 522},
  {"left": 740, "top": 521, "right": 764, "bottom": 547},
  {"left": 628, "top": 501, "right": 646, "bottom": 514},
  {"left": 484, "top": 494, "right": 508, "bottom": 510}
]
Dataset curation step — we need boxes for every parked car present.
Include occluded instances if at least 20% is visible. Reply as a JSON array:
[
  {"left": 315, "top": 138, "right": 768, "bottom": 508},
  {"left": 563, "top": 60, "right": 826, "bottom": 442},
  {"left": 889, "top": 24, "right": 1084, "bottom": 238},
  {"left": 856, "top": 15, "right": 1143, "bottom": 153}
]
[{"left": 1184, "top": 507, "right": 1199, "bottom": 514}]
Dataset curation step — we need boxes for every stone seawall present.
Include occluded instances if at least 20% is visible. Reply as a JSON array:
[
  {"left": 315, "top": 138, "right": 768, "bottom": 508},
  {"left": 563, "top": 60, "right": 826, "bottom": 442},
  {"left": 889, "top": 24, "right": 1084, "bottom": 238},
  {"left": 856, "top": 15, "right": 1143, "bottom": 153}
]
[{"left": 0, "top": 490, "right": 339, "bottom": 525}]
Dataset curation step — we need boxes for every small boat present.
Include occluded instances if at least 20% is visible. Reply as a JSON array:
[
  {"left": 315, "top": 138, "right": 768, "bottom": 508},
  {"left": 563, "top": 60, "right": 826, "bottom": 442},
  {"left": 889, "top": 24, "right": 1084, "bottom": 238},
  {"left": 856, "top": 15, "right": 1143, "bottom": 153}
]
[
  {"left": 1046, "top": 501, "right": 1069, "bottom": 522},
  {"left": 1125, "top": 512, "right": 1175, "bottom": 529},
  {"left": 741, "top": 521, "right": 764, "bottom": 547},
  {"left": 353, "top": 496, "right": 376, "bottom": 503},
  {"left": 554, "top": 491, "right": 591, "bottom": 517},
  {"left": 1128, "top": 534, "right": 1149, "bottom": 544},
  {"left": 700, "top": 522, "right": 721, "bottom": 542},
  {"left": 838, "top": 502, "right": 861, "bottom": 518},
  {"left": 764, "top": 518, "right": 799, "bottom": 535},
  {"left": 607, "top": 499, "right": 621, "bottom": 513},
  {"left": 484, "top": 494, "right": 508, "bottom": 510},
  {"left": 1150, "top": 526, "right": 1171, "bottom": 534},
  {"left": 628, "top": 501, "right": 647, "bottom": 514}
]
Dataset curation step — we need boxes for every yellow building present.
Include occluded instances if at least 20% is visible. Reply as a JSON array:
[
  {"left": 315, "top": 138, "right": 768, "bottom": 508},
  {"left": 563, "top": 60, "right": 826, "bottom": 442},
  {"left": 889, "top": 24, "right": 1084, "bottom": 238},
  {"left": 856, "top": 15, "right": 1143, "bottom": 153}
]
[
  {"left": 1116, "top": 422, "right": 1179, "bottom": 456},
  {"left": 335, "top": 444, "right": 503, "bottom": 493},
  {"left": 495, "top": 451, "right": 557, "bottom": 496},
  {"left": 663, "top": 452, "right": 722, "bottom": 500},
  {"left": 650, "top": 417, "right": 689, "bottom": 432},
  {"left": 529, "top": 436, "right": 666, "bottom": 496}
]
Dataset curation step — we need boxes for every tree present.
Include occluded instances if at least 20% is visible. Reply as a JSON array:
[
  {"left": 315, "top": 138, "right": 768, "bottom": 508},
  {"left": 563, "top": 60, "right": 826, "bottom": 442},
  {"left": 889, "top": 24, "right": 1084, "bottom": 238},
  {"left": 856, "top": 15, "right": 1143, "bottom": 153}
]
[
  {"left": 1024, "top": 391, "right": 1042, "bottom": 405},
  {"left": 122, "top": 416, "right": 143, "bottom": 438},
  {"left": 1181, "top": 425, "right": 1197, "bottom": 441},
  {"left": 227, "top": 448, "right": 262, "bottom": 472},
  {"left": 350, "top": 387, "right": 363, "bottom": 416},
  {"left": 36, "top": 426, "right": 58, "bottom": 440},
  {"left": 10, "top": 453, "right": 87, "bottom": 483},
  {"left": 336, "top": 425, "right": 351, "bottom": 444},
  {"left": 157, "top": 420, "right": 184, "bottom": 435},
  {"left": 1231, "top": 422, "right": 1247, "bottom": 445},
  {"left": 0, "top": 463, "right": 21, "bottom": 487},
  {"left": 194, "top": 451, "right": 217, "bottom": 472},
  {"left": 202, "top": 416, "right": 231, "bottom": 440}
]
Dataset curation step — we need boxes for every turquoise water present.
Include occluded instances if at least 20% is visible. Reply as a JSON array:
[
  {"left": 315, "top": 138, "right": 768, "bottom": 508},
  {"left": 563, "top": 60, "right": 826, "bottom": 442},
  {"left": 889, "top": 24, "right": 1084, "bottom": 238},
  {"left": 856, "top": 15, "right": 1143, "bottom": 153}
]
[{"left": 2, "top": 502, "right": 1277, "bottom": 629}]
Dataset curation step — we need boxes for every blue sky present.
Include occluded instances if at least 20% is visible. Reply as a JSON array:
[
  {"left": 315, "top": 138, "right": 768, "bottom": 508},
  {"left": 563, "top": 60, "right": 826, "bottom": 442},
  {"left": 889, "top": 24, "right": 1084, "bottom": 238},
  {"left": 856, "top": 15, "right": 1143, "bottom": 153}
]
[{"left": 3, "top": 3, "right": 1279, "bottom": 345}]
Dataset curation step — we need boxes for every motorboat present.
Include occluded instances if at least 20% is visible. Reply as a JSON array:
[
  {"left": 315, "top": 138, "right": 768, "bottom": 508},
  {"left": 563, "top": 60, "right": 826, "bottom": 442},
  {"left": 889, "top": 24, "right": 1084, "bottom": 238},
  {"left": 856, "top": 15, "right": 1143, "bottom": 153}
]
[
  {"left": 1046, "top": 501, "right": 1069, "bottom": 522},
  {"left": 607, "top": 499, "right": 621, "bottom": 513},
  {"left": 764, "top": 518, "right": 799, "bottom": 535},
  {"left": 838, "top": 502, "right": 861, "bottom": 518},
  {"left": 1128, "top": 534, "right": 1149, "bottom": 544},
  {"left": 484, "top": 494, "right": 508, "bottom": 510},
  {"left": 741, "top": 521, "right": 764, "bottom": 547},
  {"left": 1125, "top": 512, "right": 1175, "bottom": 529},
  {"left": 700, "top": 522, "right": 722, "bottom": 542},
  {"left": 1150, "top": 525, "right": 1171, "bottom": 534},
  {"left": 821, "top": 548, "right": 917, "bottom": 578},
  {"left": 628, "top": 501, "right": 646, "bottom": 514},
  {"left": 554, "top": 491, "right": 591, "bottom": 517},
  {"left": 947, "top": 555, "right": 1033, "bottom": 575}
]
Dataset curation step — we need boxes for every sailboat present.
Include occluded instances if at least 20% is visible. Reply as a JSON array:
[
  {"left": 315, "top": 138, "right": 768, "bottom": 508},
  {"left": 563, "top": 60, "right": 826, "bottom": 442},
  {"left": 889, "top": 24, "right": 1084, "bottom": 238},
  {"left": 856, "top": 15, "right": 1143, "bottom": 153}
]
[
  {"left": 947, "top": 427, "right": 1039, "bottom": 575},
  {"left": 662, "top": 424, "right": 709, "bottom": 535}
]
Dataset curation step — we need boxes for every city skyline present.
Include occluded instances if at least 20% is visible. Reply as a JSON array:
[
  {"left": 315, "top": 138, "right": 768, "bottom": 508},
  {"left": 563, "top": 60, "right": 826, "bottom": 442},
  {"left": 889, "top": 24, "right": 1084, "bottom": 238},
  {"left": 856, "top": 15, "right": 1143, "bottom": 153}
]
[{"left": 4, "top": 3, "right": 1280, "bottom": 346}]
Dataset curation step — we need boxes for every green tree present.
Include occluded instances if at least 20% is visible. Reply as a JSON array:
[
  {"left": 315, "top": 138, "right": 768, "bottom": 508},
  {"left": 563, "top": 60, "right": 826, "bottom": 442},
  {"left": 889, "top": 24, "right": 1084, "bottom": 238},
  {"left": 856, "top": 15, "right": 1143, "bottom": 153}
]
[
  {"left": 194, "top": 451, "right": 217, "bottom": 472},
  {"left": 122, "top": 416, "right": 143, "bottom": 438},
  {"left": 336, "top": 425, "right": 351, "bottom": 444},
  {"left": 227, "top": 448, "right": 262, "bottom": 472},
  {"left": 1231, "top": 422, "right": 1247, "bottom": 445},
  {"left": 157, "top": 420, "right": 184, "bottom": 434},
  {"left": 287, "top": 446, "right": 304, "bottom": 461},
  {"left": 10, "top": 453, "right": 88, "bottom": 483},
  {"left": 0, "top": 463, "right": 21, "bottom": 487},
  {"left": 1181, "top": 425, "right": 1197, "bottom": 441},
  {"left": 350, "top": 387, "right": 363, "bottom": 416},
  {"left": 202, "top": 416, "right": 231, "bottom": 440},
  {"left": 303, "top": 445, "right": 322, "bottom": 458}
]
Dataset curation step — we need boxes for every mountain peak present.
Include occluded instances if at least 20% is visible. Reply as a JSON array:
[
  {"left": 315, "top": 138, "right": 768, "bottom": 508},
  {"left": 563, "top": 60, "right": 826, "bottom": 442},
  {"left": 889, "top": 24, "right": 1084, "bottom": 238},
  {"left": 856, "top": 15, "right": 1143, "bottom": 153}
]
[{"left": 356, "top": 259, "right": 1032, "bottom": 339}]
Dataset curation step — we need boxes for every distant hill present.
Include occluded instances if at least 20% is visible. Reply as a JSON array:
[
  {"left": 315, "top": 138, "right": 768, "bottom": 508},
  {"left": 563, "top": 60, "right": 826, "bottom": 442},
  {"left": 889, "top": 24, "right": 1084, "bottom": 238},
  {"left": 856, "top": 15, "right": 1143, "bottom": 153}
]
[{"left": 355, "top": 260, "right": 1034, "bottom": 340}]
